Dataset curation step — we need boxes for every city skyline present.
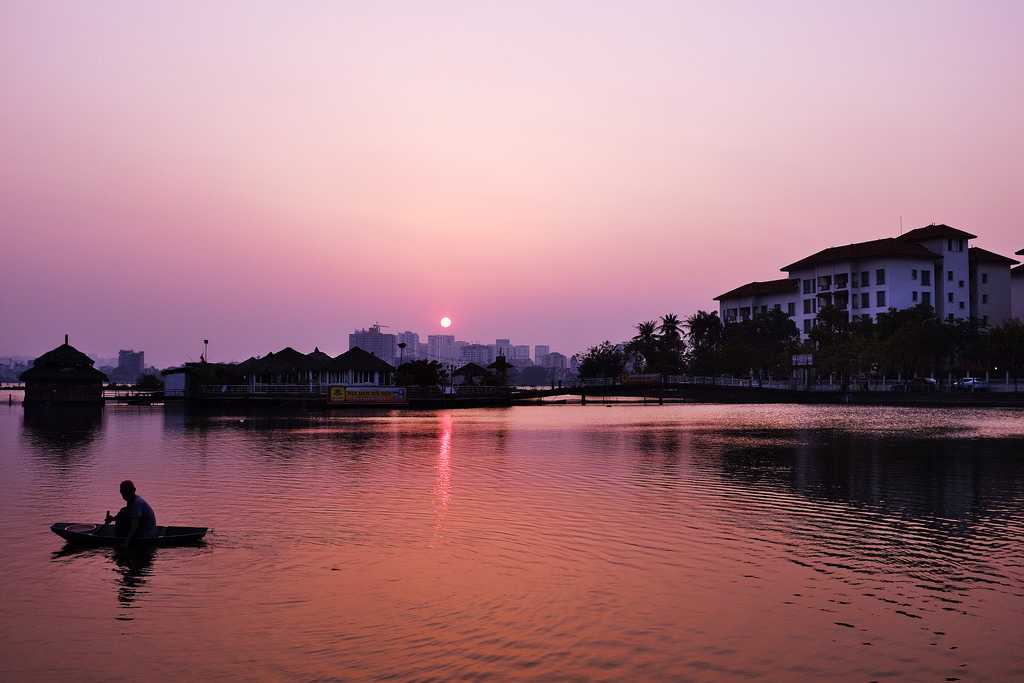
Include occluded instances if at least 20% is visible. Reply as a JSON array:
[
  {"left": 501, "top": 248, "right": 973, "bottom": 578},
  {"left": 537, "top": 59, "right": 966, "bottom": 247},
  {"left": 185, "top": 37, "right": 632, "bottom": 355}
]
[{"left": 4, "top": 2, "right": 1023, "bottom": 366}]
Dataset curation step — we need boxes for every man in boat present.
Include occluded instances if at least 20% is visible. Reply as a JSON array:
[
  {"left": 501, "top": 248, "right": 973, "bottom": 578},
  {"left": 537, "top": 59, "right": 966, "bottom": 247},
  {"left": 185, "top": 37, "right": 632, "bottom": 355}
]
[{"left": 104, "top": 480, "right": 157, "bottom": 544}]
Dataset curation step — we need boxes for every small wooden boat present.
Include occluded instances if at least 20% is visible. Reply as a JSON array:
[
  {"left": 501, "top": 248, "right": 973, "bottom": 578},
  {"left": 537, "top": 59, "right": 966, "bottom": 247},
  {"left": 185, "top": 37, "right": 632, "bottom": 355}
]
[{"left": 51, "top": 522, "right": 208, "bottom": 547}]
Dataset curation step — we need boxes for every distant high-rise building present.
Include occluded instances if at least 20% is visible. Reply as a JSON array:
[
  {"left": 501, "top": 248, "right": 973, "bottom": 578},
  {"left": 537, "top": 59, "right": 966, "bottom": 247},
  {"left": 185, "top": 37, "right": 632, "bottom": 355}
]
[
  {"left": 511, "top": 345, "right": 531, "bottom": 361},
  {"left": 117, "top": 350, "right": 144, "bottom": 382},
  {"left": 416, "top": 342, "right": 429, "bottom": 359},
  {"left": 397, "top": 331, "right": 420, "bottom": 362},
  {"left": 534, "top": 345, "right": 550, "bottom": 365},
  {"left": 349, "top": 325, "right": 396, "bottom": 366},
  {"left": 495, "top": 338, "right": 512, "bottom": 359},
  {"left": 460, "top": 344, "right": 492, "bottom": 365},
  {"left": 544, "top": 352, "right": 568, "bottom": 370},
  {"left": 428, "top": 334, "right": 456, "bottom": 362}
]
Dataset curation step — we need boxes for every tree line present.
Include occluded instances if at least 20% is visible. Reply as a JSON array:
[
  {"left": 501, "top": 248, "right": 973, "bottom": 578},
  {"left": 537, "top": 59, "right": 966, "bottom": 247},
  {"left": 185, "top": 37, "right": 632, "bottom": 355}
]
[{"left": 576, "top": 305, "right": 1024, "bottom": 381}]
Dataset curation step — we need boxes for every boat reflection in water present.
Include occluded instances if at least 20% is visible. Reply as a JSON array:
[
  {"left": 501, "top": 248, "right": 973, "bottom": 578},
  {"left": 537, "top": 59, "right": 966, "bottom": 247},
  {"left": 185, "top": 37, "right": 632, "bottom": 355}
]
[{"left": 51, "top": 545, "right": 158, "bottom": 615}]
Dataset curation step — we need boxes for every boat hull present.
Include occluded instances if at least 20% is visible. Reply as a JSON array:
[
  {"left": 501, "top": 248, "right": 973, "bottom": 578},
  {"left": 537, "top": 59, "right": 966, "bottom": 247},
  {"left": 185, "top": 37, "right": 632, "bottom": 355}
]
[{"left": 51, "top": 522, "right": 208, "bottom": 547}]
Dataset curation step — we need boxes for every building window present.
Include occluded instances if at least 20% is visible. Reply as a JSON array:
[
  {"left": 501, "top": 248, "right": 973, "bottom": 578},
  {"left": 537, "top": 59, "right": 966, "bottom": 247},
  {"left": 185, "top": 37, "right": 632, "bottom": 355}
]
[
  {"left": 803, "top": 279, "right": 814, "bottom": 294},
  {"left": 876, "top": 268, "right": 885, "bottom": 285},
  {"left": 876, "top": 291, "right": 886, "bottom": 307},
  {"left": 835, "top": 273, "right": 848, "bottom": 289},
  {"left": 740, "top": 307, "right": 751, "bottom": 320},
  {"left": 958, "top": 239, "right": 965, "bottom": 252},
  {"left": 912, "top": 291, "right": 919, "bottom": 302},
  {"left": 803, "top": 319, "right": 811, "bottom": 334},
  {"left": 773, "top": 303, "right": 781, "bottom": 311},
  {"left": 921, "top": 270, "right": 931, "bottom": 285},
  {"left": 948, "top": 314, "right": 955, "bottom": 321},
  {"left": 922, "top": 292, "right": 931, "bottom": 306},
  {"left": 761, "top": 305, "right": 768, "bottom": 313},
  {"left": 852, "top": 295, "right": 860, "bottom": 309},
  {"left": 803, "top": 299, "right": 813, "bottom": 314},
  {"left": 948, "top": 270, "right": 953, "bottom": 281},
  {"left": 727, "top": 308, "right": 737, "bottom": 321},
  {"left": 948, "top": 292, "right": 954, "bottom": 303},
  {"left": 861, "top": 293, "right": 869, "bottom": 309},
  {"left": 959, "top": 280, "right": 964, "bottom": 288},
  {"left": 982, "top": 294, "right": 989, "bottom": 304},
  {"left": 912, "top": 269, "right": 918, "bottom": 280},
  {"left": 787, "top": 302, "right": 795, "bottom": 316},
  {"left": 982, "top": 273, "right": 988, "bottom": 284},
  {"left": 959, "top": 301, "right": 965, "bottom": 310},
  {"left": 948, "top": 239, "right": 954, "bottom": 251},
  {"left": 983, "top": 315, "right": 989, "bottom": 326},
  {"left": 861, "top": 271, "right": 870, "bottom": 287}
]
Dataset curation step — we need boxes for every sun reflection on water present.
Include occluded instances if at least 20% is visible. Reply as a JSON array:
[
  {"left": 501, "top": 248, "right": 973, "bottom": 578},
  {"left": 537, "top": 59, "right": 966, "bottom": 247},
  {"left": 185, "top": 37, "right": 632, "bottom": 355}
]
[{"left": 434, "top": 412, "right": 453, "bottom": 527}]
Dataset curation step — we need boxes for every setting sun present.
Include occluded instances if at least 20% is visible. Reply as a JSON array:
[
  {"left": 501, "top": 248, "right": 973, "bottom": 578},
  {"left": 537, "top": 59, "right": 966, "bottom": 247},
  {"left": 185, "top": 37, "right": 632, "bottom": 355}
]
[{"left": 440, "top": 316, "right": 452, "bottom": 328}]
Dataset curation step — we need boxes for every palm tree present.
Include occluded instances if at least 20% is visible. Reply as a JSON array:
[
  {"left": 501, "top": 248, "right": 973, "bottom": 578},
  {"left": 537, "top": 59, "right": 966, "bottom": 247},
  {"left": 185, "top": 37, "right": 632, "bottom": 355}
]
[
  {"left": 656, "top": 313, "right": 686, "bottom": 374},
  {"left": 632, "top": 321, "right": 659, "bottom": 372},
  {"left": 659, "top": 314, "right": 682, "bottom": 339}
]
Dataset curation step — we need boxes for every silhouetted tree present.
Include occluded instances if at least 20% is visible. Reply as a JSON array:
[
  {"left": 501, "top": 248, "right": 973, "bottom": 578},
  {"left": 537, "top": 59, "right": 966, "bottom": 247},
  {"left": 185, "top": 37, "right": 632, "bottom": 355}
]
[
  {"left": 627, "top": 320, "right": 659, "bottom": 372},
  {"left": 577, "top": 342, "right": 625, "bottom": 379},
  {"left": 686, "top": 310, "right": 724, "bottom": 374},
  {"left": 720, "top": 309, "right": 799, "bottom": 379},
  {"left": 396, "top": 360, "right": 448, "bottom": 387}
]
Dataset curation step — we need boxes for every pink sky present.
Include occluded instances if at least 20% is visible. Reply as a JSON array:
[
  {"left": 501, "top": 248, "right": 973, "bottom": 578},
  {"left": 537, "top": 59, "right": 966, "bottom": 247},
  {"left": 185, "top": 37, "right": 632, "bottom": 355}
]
[{"left": 3, "top": 1, "right": 1022, "bottom": 366}]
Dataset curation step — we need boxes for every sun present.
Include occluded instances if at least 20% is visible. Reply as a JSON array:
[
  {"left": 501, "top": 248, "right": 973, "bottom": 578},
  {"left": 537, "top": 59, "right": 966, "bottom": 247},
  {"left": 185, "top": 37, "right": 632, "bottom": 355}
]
[{"left": 440, "top": 316, "right": 452, "bottom": 328}]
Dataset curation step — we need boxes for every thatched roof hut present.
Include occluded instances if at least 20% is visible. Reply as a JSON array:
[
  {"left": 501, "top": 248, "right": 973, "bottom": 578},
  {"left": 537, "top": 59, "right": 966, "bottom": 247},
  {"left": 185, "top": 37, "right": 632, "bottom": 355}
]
[
  {"left": 21, "top": 336, "right": 108, "bottom": 404},
  {"left": 328, "top": 347, "right": 394, "bottom": 374},
  {"left": 453, "top": 362, "right": 490, "bottom": 386}
]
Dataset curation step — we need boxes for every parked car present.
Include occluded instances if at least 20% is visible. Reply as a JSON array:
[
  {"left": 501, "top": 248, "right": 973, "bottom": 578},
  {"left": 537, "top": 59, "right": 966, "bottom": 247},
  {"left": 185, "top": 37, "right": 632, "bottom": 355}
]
[
  {"left": 955, "top": 377, "right": 989, "bottom": 391},
  {"left": 890, "top": 377, "right": 938, "bottom": 392}
]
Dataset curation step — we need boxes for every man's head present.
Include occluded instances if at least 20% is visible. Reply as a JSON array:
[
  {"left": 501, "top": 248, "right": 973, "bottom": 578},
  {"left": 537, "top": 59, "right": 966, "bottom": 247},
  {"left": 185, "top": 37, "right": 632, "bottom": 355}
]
[{"left": 119, "top": 480, "right": 136, "bottom": 502}]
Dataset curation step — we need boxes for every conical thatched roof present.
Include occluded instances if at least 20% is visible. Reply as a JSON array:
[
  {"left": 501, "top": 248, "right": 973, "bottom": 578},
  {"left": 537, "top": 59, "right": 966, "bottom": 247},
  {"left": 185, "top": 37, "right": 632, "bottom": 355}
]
[
  {"left": 328, "top": 347, "right": 395, "bottom": 373},
  {"left": 305, "top": 347, "right": 332, "bottom": 370},
  {"left": 454, "top": 363, "right": 490, "bottom": 378},
  {"left": 20, "top": 339, "right": 107, "bottom": 383}
]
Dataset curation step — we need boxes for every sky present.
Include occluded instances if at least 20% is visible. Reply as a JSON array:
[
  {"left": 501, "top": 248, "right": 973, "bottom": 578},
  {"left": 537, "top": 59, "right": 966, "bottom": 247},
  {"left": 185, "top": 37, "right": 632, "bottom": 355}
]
[{"left": 2, "top": 1, "right": 1022, "bottom": 366}]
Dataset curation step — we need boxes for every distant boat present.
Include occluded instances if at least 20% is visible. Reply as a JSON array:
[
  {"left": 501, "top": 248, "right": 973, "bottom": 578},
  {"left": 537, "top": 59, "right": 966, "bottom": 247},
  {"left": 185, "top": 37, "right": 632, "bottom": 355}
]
[{"left": 50, "top": 522, "right": 208, "bottom": 547}]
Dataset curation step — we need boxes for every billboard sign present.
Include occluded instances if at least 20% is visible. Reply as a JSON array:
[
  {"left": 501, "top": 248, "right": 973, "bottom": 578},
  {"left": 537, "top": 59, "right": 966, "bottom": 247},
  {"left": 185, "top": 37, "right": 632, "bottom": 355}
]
[{"left": 328, "top": 386, "right": 407, "bottom": 405}]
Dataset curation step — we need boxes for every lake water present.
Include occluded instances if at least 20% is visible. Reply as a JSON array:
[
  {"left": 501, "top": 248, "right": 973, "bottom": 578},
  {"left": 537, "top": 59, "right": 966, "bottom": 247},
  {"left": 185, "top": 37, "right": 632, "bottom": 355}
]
[{"left": 2, "top": 403, "right": 1023, "bottom": 682}]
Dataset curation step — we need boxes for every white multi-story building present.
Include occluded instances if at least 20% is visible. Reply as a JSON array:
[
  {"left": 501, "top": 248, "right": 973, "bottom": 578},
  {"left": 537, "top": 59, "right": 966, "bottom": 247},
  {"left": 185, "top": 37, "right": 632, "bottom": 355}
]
[
  {"left": 1013, "top": 249, "right": 1024, "bottom": 320},
  {"left": 716, "top": 224, "right": 1018, "bottom": 338},
  {"left": 714, "top": 279, "right": 799, "bottom": 323},
  {"left": 970, "top": 248, "right": 1019, "bottom": 328},
  {"left": 511, "top": 345, "right": 531, "bottom": 361}
]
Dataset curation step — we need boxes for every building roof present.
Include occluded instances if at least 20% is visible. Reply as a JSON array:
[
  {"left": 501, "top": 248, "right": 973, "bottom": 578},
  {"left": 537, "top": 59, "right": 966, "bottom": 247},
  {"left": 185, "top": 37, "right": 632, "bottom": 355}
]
[
  {"left": 31, "top": 339, "right": 95, "bottom": 369},
  {"left": 969, "top": 246, "right": 1020, "bottom": 266},
  {"left": 781, "top": 237, "right": 940, "bottom": 272},
  {"left": 20, "top": 338, "right": 108, "bottom": 383},
  {"left": 328, "top": 347, "right": 395, "bottom": 373},
  {"left": 453, "top": 363, "right": 490, "bottom": 378},
  {"left": 714, "top": 278, "right": 798, "bottom": 301},
  {"left": 305, "top": 347, "right": 333, "bottom": 368},
  {"left": 897, "top": 224, "right": 977, "bottom": 242}
]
